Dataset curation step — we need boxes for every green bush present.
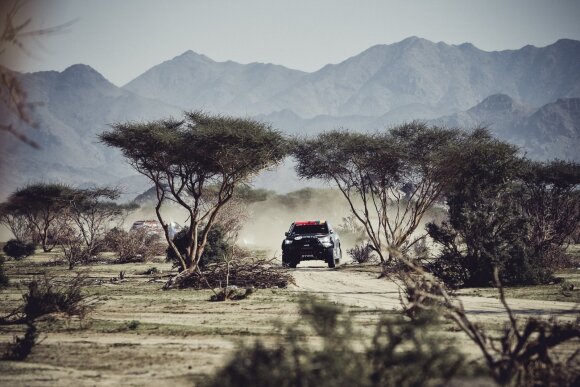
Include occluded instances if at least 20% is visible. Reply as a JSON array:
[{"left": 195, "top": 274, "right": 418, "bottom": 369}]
[
  {"left": 203, "top": 297, "right": 470, "bottom": 387},
  {"left": 3, "top": 239, "right": 35, "bottom": 260},
  {"left": 426, "top": 137, "right": 579, "bottom": 287},
  {"left": 166, "top": 224, "right": 229, "bottom": 269}
]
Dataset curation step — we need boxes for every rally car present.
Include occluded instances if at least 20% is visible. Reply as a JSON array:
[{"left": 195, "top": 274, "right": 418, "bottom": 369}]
[{"left": 281, "top": 220, "right": 341, "bottom": 268}]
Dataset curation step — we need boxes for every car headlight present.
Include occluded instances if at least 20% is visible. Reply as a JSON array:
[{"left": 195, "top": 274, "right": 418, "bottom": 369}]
[
  {"left": 284, "top": 239, "right": 293, "bottom": 245},
  {"left": 318, "top": 236, "right": 331, "bottom": 244}
]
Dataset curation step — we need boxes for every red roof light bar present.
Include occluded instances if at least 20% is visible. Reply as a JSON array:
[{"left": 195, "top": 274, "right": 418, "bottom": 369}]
[{"left": 294, "top": 220, "right": 325, "bottom": 225}]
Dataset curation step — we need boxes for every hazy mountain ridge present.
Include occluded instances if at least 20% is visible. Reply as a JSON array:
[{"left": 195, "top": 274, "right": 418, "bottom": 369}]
[
  {"left": 124, "top": 37, "right": 580, "bottom": 119},
  {"left": 123, "top": 50, "right": 307, "bottom": 116}
]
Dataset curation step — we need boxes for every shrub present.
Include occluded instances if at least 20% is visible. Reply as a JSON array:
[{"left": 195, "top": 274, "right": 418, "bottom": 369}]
[
  {"left": 104, "top": 228, "right": 165, "bottom": 263},
  {"left": 203, "top": 297, "right": 469, "bottom": 387},
  {"left": 166, "top": 225, "right": 229, "bottom": 269},
  {"left": 58, "top": 227, "right": 90, "bottom": 270},
  {"left": 1, "top": 273, "right": 95, "bottom": 361},
  {"left": 22, "top": 273, "right": 94, "bottom": 322},
  {"left": 428, "top": 156, "right": 580, "bottom": 288},
  {"left": 2, "top": 239, "right": 35, "bottom": 260},
  {"left": 347, "top": 243, "right": 376, "bottom": 264}
]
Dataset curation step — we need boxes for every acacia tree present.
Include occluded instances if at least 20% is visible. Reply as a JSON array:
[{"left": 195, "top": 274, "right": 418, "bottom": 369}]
[
  {"left": 2, "top": 183, "right": 76, "bottom": 252},
  {"left": 293, "top": 122, "right": 461, "bottom": 263},
  {"left": 519, "top": 160, "right": 580, "bottom": 257},
  {"left": 65, "top": 187, "right": 137, "bottom": 257},
  {"left": 100, "top": 111, "right": 287, "bottom": 272}
]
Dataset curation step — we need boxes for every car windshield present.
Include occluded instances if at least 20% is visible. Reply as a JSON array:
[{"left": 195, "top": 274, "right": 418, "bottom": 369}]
[{"left": 292, "top": 224, "right": 328, "bottom": 235}]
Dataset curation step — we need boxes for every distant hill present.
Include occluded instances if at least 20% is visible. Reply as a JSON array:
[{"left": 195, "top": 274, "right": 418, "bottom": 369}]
[
  {"left": 0, "top": 64, "right": 181, "bottom": 199},
  {"left": 431, "top": 94, "right": 580, "bottom": 161},
  {"left": 2, "top": 37, "right": 579, "bottom": 199}
]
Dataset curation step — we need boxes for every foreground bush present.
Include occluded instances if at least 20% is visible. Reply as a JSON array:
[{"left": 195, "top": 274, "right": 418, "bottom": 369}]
[
  {"left": 3, "top": 239, "right": 35, "bottom": 260},
  {"left": 203, "top": 297, "right": 470, "bottom": 387},
  {"left": 1, "top": 273, "right": 95, "bottom": 360},
  {"left": 398, "top": 262, "right": 580, "bottom": 387}
]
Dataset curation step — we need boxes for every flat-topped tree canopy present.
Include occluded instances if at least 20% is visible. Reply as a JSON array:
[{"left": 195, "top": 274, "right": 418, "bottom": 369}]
[
  {"left": 292, "top": 122, "right": 466, "bottom": 263},
  {"left": 100, "top": 111, "right": 288, "bottom": 271}
]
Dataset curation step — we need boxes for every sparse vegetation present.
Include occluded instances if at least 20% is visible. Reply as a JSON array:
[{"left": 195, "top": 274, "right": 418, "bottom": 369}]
[
  {"left": 104, "top": 227, "right": 165, "bottom": 263},
  {"left": 397, "top": 258, "right": 580, "bottom": 386},
  {"left": 1, "top": 183, "right": 76, "bottom": 252},
  {"left": 3, "top": 323, "right": 39, "bottom": 361},
  {"left": 204, "top": 297, "right": 469, "bottom": 387},
  {"left": 347, "top": 243, "right": 377, "bottom": 264},
  {"left": 0, "top": 272, "right": 94, "bottom": 361},
  {"left": 166, "top": 224, "right": 230, "bottom": 270}
]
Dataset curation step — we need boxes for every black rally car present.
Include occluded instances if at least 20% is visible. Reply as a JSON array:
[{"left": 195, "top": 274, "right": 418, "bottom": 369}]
[{"left": 281, "top": 220, "right": 342, "bottom": 268}]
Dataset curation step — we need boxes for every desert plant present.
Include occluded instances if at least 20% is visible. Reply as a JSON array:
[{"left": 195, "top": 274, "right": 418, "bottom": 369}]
[
  {"left": 65, "top": 187, "right": 138, "bottom": 257},
  {"left": 347, "top": 243, "right": 377, "bottom": 264},
  {"left": 397, "top": 259, "right": 580, "bottom": 386},
  {"left": 166, "top": 225, "right": 229, "bottom": 269},
  {"left": 0, "top": 273, "right": 95, "bottom": 361},
  {"left": 427, "top": 155, "right": 580, "bottom": 287},
  {"left": 100, "top": 111, "right": 288, "bottom": 273},
  {"left": 2, "top": 238, "right": 35, "bottom": 260},
  {"left": 104, "top": 228, "right": 165, "bottom": 263},
  {"left": 57, "top": 224, "right": 90, "bottom": 270},
  {"left": 21, "top": 274, "right": 94, "bottom": 322},
  {"left": 1, "top": 183, "right": 77, "bottom": 252},
  {"left": 204, "top": 297, "right": 468, "bottom": 387},
  {"left": 0, "top": 202, "right": 33, "bottom": 242}
]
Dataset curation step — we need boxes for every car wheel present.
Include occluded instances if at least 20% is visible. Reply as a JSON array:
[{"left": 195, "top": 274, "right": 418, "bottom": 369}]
[
  {"left": 282, "top": 253, "right": 293, "bottom": 268},
  {"left": 327, "top": 257, "right": 336, "bottom": 268}
]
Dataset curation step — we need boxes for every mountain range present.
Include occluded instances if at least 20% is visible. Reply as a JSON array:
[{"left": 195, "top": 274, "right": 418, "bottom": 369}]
[{"left": 1, "top": 37, "right": 579, "bottom": 199}]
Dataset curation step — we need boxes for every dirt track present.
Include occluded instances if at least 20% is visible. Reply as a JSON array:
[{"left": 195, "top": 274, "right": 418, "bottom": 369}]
[{"left": 291, "top": 262, "right": 580, "bottom": 321}]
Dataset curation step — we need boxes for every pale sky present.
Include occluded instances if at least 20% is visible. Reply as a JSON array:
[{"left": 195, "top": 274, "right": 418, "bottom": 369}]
[{"left": 4, "top": 0, "right": 580, "bottom": 86}]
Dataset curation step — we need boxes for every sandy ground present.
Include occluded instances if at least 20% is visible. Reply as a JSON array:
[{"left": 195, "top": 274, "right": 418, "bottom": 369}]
[{"left": 291, "top": 261, "right": 580, "bottom": 321}]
